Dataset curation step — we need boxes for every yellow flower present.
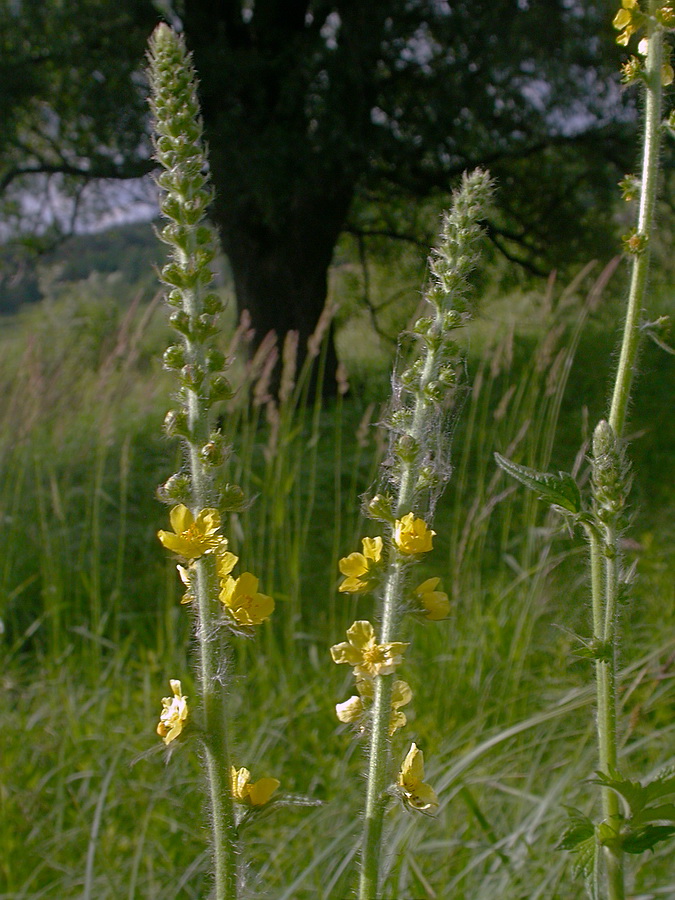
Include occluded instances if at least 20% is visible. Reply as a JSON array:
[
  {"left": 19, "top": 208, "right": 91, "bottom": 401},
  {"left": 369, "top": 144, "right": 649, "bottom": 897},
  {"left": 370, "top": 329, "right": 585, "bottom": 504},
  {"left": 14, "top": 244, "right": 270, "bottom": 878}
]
[
  {"left": 662, "top": 62, "right": 674, "bottom": 86},
  {"left": 393, "top": 513, "right": 435, "bottom": 554},
  {"left": 220, "top": 572, "right": 274, "bottom": 625},
  {"left": 158, "top": 505, "right": 224, "bottom": 559},
  {"left": 330, "top": 620, "right": 408, "bottom": 676},
  {"left": 413, "top": 577, "right": 451, "bottom": 620},
  {"left": 338, "top": 536, "right": 383, "bottom": 593},
  {"left": 156, "top": 679, "right": 188, "bottom": 745},
  {"left": 397, "top": 742, "right": 439, "bottom": 814},
  {"left": 230, "top": 766, "right": 280, "bottom": 806}
]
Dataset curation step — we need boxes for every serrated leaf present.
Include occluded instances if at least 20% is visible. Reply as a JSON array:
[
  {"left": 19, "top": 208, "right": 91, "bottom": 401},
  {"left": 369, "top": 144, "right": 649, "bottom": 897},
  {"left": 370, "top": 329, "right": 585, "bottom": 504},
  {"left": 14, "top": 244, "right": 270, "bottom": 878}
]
[
  {"left": 571, "top": 834, "right": 597, "bottom": 880},
  {"left": 557, "top": 808, "right": 595, "bottom": 850},
  {"left": 622, "top": 824, "right": 675, "bottom": 854},
  {"left": 591, "top": 771, "right": 675, "bottom": 817},
  {"left": 632, "top": 803, "right": 675, "bottom": 826},
  {"left": 590, "top": 771, "right": 646, "bottom": 815},
  {"left": 494, "top": 453, "right": 582, "bottom": 513}
]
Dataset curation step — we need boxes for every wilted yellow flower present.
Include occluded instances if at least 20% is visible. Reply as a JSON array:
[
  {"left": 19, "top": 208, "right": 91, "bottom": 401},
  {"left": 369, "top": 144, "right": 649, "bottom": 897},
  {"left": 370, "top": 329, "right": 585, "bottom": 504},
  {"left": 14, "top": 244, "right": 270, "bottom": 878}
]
[
  {"left": 156, "top": 679, "right": 188, "bottom": 745},
  {"left": 413, "top": 577, "right": 451, "bottom": 620},
  {"left": 330, "top": 620, "right": 408, "bottom": 676},
  {"left": 158, "top": 505, "right": 224, "bottom": 559},
  {"left": 177, "top": 564, "right": 194, "bottom": 604},
  {"left": 220, "top": 572, "right": 274, "bottom": 625},
  {"left": 339, "top": 536, "right": 384, "bottom": 593},
  {"left": 393, "top": 513, "right": 435, "bottom": 554},
  {"left": 613, "top": 0, "right": 641, "bottom": 45},
  {"left": 397, "top": 742, "right": 439, "bottom": 814},
  {"left": 336, "top": 677, "right": 412, "bottom": 734},
  {"left": 230, "top": 766, "right": 280, "bottom": 806},
  {"left": 216, "top": 549, "right": 239, "bottom": 580},
  {"left": 662, "top": 62, "right": 674, "bottom": 86}
]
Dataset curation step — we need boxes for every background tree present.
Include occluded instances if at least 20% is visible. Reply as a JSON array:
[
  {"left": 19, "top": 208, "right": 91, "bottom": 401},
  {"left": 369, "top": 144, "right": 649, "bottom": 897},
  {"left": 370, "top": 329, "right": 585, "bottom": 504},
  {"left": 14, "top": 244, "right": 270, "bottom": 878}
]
[{"left": 0, "top": 0, "right": 641, "bottom": 360}]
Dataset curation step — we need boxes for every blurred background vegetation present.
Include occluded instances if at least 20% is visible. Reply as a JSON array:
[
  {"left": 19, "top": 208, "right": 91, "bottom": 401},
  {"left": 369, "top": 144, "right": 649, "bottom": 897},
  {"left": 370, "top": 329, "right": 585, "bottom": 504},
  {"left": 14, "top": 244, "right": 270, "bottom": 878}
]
[{"left": 1, "top": 2, "right": 674, "bottom": 898}]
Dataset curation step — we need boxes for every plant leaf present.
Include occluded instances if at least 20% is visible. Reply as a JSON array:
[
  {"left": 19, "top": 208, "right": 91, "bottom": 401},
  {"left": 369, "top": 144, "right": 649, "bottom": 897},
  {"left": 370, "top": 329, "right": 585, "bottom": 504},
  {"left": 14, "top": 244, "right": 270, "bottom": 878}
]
[
  {"left": 622, "top": 825, "right": 675, "bottom": 854},
  {"left": 494, "top": 453, "right": 582, "bottom": 513}
]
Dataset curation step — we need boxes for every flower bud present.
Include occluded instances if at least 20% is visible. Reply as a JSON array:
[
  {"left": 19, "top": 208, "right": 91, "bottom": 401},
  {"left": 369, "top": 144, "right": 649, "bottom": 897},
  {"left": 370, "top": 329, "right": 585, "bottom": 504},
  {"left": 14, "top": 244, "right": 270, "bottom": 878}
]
[
  {"left": 169, "top": 310, "right": 191, "bottom": 337},
  {"left": 219, "top": 483, "right": 247, "bottom": 511},
  {"left": 181, "top": 364, "right": 205, "bottom": 391},
  {"left": 163, "top": 344, "right": 186, "bottom": 370},
  {"left": 365, "top": 493, "right": 395, "bottom": 523},
  {"left": 157, "top": 472, "right": 192, "bottom": 504},
  {"left": 163, "top": 408, "right": 191, "bottom": 439},
  {"left": 209, "top": 374, "right": 233, "bottom": 402}
]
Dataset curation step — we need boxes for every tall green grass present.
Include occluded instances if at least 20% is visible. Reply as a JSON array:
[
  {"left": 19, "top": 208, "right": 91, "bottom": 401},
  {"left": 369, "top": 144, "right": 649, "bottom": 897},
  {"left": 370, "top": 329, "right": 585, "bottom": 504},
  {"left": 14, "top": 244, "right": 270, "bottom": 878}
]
[{"left": 2, "top": 247, "right": 673, "bottom": 896}]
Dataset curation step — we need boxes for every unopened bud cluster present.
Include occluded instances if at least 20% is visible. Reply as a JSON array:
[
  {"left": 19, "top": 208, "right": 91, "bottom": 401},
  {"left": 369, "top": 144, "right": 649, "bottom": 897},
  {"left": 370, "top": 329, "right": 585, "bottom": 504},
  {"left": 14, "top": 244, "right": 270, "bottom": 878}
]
[
  {"left": 592, "top": 420, "right": 632, "bottom": 528},
  {"left": 148, "top": 25, "right": 238, "bottom": 505},
  {"left": 378, "top": 170, "right": 493, "bottom": 514}
]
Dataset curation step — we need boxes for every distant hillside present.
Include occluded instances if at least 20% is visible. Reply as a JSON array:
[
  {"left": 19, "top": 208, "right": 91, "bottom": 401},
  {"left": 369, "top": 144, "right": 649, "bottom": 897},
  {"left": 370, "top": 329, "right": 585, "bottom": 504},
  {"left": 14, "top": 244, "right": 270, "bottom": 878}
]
[{"left": 0, "top": 221, "right": 164, "bottom": 314}]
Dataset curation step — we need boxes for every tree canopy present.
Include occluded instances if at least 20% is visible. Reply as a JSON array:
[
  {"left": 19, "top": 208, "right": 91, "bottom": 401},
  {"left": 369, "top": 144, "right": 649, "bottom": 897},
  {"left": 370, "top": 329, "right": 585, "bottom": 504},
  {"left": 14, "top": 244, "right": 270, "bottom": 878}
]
[{"left": 0, "top": 0, "right": 644, "bottom": 358}]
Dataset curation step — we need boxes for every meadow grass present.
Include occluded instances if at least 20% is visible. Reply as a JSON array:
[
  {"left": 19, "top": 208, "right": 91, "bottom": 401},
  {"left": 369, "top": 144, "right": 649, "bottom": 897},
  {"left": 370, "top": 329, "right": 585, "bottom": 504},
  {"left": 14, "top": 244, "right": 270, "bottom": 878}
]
[{"left": 1, "top": 240, "right": 673, "bottom": 897}]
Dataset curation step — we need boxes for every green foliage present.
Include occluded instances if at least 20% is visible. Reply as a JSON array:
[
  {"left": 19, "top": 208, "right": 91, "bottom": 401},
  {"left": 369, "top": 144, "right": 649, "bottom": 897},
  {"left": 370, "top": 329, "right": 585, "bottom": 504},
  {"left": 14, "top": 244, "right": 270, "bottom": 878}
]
[{"left": 493, "top": 453, "right": 583, "bottom": 514}]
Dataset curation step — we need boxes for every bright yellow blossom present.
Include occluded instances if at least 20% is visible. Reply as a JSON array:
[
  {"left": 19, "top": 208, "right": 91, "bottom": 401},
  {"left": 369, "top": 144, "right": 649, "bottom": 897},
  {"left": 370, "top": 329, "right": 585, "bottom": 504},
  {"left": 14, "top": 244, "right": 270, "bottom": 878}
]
[
  {"left": 156, "top": 679, "right": 188, "bottom": 745},
  {"left": 413, "top": 577, "right": 451, "bottom": 620},
  {"left": 230, "top": 766, "right": 280, "bottom": 806},
  {"left": 397, "top": 742, "right": 439, "bottom": 814},
  {"left": 339, "top": 536, "right": 384, "bottom": 593},
  {"left": 337, "top": 677, "right": 413, "bottom": 734},
  {"left": 220, "top": 572, "right": 274, "bottom": 625},
  {"left": 158, "top": 505, "right": 224, "bottom": 559},
  {"left": 330, "top": 620, "right": 408, "bottom": 676},
  {"left": 393, "top": 513, "right": 435, "bottom": 554}
]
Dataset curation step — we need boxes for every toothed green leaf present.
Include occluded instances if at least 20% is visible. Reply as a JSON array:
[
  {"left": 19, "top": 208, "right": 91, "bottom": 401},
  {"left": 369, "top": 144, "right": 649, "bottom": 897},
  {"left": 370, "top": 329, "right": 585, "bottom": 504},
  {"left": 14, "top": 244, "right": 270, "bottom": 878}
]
[{"left": 494, "top": 453, "right": 582, "bottom": 513}]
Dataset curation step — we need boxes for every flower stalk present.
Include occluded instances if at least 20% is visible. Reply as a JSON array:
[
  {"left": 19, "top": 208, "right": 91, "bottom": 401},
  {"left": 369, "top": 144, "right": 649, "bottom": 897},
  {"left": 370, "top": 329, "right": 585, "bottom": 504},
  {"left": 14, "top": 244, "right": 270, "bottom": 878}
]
[
  {"left": 334, "top": 171, "right": 493, "bottom": 899},
  {"left": 591, "top": 5, "right": 670, "bottom": 896},
  {"left": 148, "top": 25, "right": 245, "bottom": 898}
]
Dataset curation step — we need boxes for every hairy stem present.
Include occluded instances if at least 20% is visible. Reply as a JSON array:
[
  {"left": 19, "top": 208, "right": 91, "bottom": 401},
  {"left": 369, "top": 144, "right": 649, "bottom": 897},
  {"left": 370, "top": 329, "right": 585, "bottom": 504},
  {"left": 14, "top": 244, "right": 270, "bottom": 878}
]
[{"left": 609, "top": 7, "right": 663, "bottom": 436}]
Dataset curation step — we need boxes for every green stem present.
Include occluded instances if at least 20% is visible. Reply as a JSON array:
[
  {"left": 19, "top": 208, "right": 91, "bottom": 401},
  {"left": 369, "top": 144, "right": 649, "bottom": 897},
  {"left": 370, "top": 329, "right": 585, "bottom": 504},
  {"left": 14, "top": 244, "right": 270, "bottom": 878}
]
[
  {"left": 184, "top": 328, "right": 238, "bottom": 898},
  {"left": 359, "top": 321, "right": 441, "bottom": 900},
  {"left": 195, "top": 555, "right": 238, "bottom": 899},
  {"left": 609, "top": 7, "right": 663, "bottom": 437},
  {"left": 599, "top": 528, "right": 624, "bottom": 900}
]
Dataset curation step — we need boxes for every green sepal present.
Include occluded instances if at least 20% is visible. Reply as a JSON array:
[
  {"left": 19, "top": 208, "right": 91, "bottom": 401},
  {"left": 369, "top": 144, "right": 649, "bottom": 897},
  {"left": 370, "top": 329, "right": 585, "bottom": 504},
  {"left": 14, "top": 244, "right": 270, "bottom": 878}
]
[{"left": 494, "top": 453, "right": 582, "bottom": 513}]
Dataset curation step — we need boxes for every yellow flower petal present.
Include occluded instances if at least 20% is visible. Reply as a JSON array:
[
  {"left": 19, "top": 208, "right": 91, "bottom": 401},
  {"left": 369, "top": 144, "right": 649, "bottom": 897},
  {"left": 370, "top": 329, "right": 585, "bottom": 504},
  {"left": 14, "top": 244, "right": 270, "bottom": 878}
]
[
  {"left": 230, "top": 766, "right": 279, "bottom": 805},
  {"left": 216, "top": 550, "right": 239, "bottom": 579},
  {"left": 362, "top": 536, "right": 383, "bottom": 562},
  {"left": 336, "top": 695, "right": 365, "bottom": 723},
  {"left": 339, "top": 552, "right": 369, "bottom": 578},
  {"left": 613, "top": 8, "right": 632, "bottom": 29},
  {"left": 391, "top": 679, "right": 413, "bottom": 709},
  {"left": 246, "top": 777, "right": 280, "bottom": 806},
  {"left": 346, "top": 620, "right": 376, "bottom": 650},
  {"left": 405, "top": 781, "right": 439, "bottom": 812},
  {"left": 400, "top": 742, "right": 426, "bottom": 785},
  {"left": 330, "top": 640, "right": 365, "bottom": 666},
  {"left": 413, "top": 577, "right": 451, "bottom": 620}
]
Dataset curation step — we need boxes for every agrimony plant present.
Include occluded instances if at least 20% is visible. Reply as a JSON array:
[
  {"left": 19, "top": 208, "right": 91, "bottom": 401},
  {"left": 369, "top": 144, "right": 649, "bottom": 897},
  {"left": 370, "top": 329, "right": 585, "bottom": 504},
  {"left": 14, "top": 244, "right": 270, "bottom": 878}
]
[
  {"left": 148, "top": 25, "right": 279, "bottom": 900},
  {"left": 330, "top": 170, "right": 494, "bottom": 898},
  {"left": 496, "top": 3, "right": 675, "bottom": 898}
]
